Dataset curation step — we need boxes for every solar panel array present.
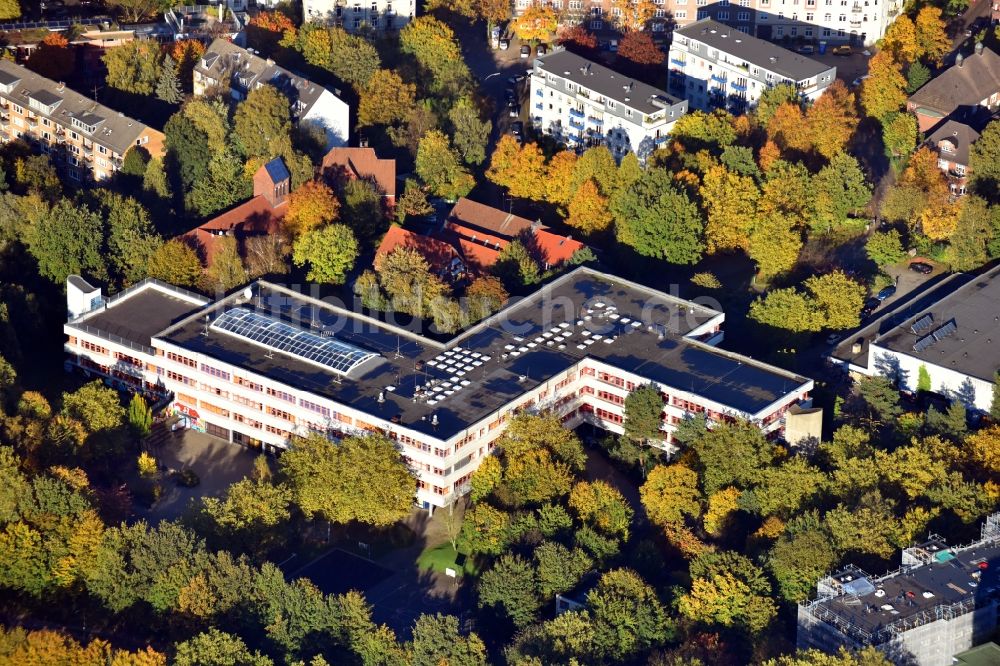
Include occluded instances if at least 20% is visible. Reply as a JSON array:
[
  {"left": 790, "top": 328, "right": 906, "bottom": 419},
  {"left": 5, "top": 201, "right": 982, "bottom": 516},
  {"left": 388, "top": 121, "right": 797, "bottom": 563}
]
[
  {"left": 912, "top": 319, "right": 958, "bottom": 353},
  {"left": 421, "top": 347, "right": 488, "bottom": 405},
  {"left": 211, "top": 308, "right": 378, "bottom": 375},
  {"left": 910, "top": 314, "right": 934, "bottom": 335}
]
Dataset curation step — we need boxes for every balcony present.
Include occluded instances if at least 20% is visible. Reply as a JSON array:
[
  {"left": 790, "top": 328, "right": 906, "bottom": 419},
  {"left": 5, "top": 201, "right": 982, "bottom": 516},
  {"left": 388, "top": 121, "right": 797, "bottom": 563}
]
[
  {"left": 587, "top": 115, "right": 603, "bottom": 125},
  {"left": 655, "top": 135, "right": 670, "bottom": 145},
  {"left": 851, "top": 3, "right": 862, "bottom": 11},
  {"left": 569, "top": 108, "right": 585, "bottom": 118},
  {"left": 26, "top": 116, "right": 37, "bottom": 126},
  {"left": 82, "top": 144, "right": 93, "bottom": 155},
  {"left": 569, "top": 117, "right": 585, "bottom": 129},
  {"left": 535, "top": 102, "right": 544, "bottom": 111},
  {"left": 849, "top": 19, "right": 862, "bottom": 27},
  {"left": 730, "top": 80, "right": 747, "bottom": 91},
  {"left": 535, "top": 89, "right": 543, "bottom": 98},
  {"left": 711, "top": 73, "right": 727, "bottom": 84},
  {"left": 670, "top": 57, "right": 686, "bottom": 67}
]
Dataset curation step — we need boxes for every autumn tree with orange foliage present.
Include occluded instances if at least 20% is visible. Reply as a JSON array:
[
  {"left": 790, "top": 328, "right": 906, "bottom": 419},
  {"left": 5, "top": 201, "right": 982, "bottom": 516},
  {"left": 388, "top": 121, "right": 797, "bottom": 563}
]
[
  {"left": 171, "top": 39, "right": 205, "bottom": 93},
  {"left": 612, "top": 0, "right": 657, "bottom": 31},
  {"left": 557, "top": 24, "right": 598, "bottom": 55},
  {"left": 566, "top": 179, "right": 613, "bottom": 233},
  {"left": 247, "top": 10, "right": 296, "bottom": 55},
  {"left": 885, "top": 146, "right": 958, "bottom": 239},
  {"left": 284, "top": 180, "right": 340, "bottom": 238},
  {"left": 805, "top": 80, "right": 858, "bottom": 159},
  {"left": 0, "top": 626, "right": 165, "bottom": 665},
  {"left": 26, "top": 33, "right": 73, "bottom": 81},
  {"left": 861, "top": 51, "right": 907, "bottom": 121},
  {"left": 767, "top": 103, "right": 811, "bottom": 153},
  {"left": 618, "top": 30, "right": 664, "bottom": 66},
  {"left": 758, "top": 140, "right": 781, "bottom": 172},
  {"left": 358, "top": 69, "right": 416, "bottom": 127},
  {"left": 486, "top": 136, "right": 548, "bottom": 201},
  {"left": 512, "top": 4, "right": 558, "bottom": 42}
]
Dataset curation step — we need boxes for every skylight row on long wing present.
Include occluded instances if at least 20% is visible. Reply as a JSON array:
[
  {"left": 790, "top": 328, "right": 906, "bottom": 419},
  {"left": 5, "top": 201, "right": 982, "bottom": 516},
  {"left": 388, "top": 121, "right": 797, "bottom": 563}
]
[{"left": 211, "top": 308, "right": 378, "bottom": 375}]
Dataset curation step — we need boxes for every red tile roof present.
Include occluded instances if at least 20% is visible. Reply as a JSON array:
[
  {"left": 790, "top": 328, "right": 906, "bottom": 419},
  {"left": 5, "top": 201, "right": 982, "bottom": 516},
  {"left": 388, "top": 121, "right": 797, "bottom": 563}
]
[
  {"left": 322, "top": 147, "right": 396, "bottom": 199},
  {"left": 182, "top": 195, "right": 286, "bottom": 265},
  {"left": 375, "top": 226, "right": 460, "bottom": 272},
  {"left": 446, "top": 198, "right": 542, "bottom": 239},
  {"left": 533, "top": 229, "right": 585, "bottom": 267}
]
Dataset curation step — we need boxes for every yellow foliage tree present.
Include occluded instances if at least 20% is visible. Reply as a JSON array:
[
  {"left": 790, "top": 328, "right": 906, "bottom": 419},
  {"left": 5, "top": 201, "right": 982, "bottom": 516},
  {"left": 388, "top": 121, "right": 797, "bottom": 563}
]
[
  {"left": 861, "top": 51, "right": 907, "bottom": 121},
  {"left": 358, "top": 69, "right": 416, "bottom": 127},
  {"left": 758, "top": 140, "right": 782, "bottom": 172},
  {"left": 965, "top": 426, "right": 1000, "bottom": 473},
  {"left": 486, "top": 136, "right": 547, "bottom": 201},
  {"left": 565, "top": 179, "right": 612, "bottom": 233},
  {"left": 749, "top": 211, "right": 802, "bottom": 279},
  {"left": 640, "top": 463, "right": 702, "bottom": 527},
  {"left": 768, "top": 102, "right": 811, "bottom": 153},
  {"left": 283, "top": 180, "right": 340, "bottom": 238},
  {"left": 806, "top": 80, "right": 858, "bottom": 159},
  {"left": 544, "top": 150, "right": 579, "bottom": 208},
  {"left": 700, "top": 165, "right": 758, "bottom": 252},
  {"left": 881, "top": 15, "right": 920, "bottom": 63},
  {"left": 915, "top": 6, "right": 951, "bottom": 64},
  {"left": 703, "top": 486, "right": 740, "bottom": 536},
  {"left": 920, "top": 198, "right": 962, "bottom": 241}
]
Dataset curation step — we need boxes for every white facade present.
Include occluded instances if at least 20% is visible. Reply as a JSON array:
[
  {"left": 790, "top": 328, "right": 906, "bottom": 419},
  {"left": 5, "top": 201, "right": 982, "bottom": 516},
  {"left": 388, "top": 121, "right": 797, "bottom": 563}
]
[
  {"left": 529, "top": 50, "right": 688, "bottom": 161},
  {"left": 754, "top": 0, "right": 903, "bottom": 47},
  {"left": 64, "top": 274, "right": 813, "bottom": 510},
  {"left": 300, "top": 89, "right": 350, "bottom": 149},
  {"left": 302, "top": 0, "right": 416, "bottom": 33},
  {"left": 866, "top": 344, "right": 994, "bottom": 412},
  {"left": 669, "top": 20, "right": 836, "bottom": 114}
]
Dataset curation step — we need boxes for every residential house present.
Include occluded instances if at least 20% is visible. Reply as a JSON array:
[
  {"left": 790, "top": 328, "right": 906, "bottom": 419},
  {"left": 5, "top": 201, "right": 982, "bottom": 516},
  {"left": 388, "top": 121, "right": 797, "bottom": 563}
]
[
  {"left": 182, "top": 157, "right": 290, "bottom": 265},
  {"left": 321, "top": 146, "right": 397, "bottom": 207},
  {"left": 303, "top": 0, "right": 416, "bottom": 33},
  {"left": 925, "top": 120, "right": 981, "bottom": 196},
  {"left": 0, "top": 60, "right": 165, "bottom": 183},
  {"left": 193, "top": 38, "right": 349, "bottom": 149},
  {"left": 906, "top": 44, "right": 1000, "bottom": 133},
  {"left": 529, "top": 49, "right": 688, "bottom": 160},
  {"left": 669, "top": 20, "right": 836, "bottom": 115}
]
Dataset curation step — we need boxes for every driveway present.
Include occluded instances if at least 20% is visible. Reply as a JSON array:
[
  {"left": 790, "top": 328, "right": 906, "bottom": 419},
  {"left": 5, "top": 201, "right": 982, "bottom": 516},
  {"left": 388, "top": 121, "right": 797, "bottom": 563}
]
[{"left": 139, "top": 429, "right": 258, "bottom": 523}]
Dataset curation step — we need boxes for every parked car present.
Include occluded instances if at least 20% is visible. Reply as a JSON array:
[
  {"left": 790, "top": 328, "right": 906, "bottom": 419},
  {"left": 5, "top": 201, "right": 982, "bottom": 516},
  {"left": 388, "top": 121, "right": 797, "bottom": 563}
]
[
  {"left": 797, "top": 44, "right": 815, "bottom": 54},
  {"left": 876, "top": 285, "right": 897, "bottom": 301},
  {"left": 499, "top": 37, "right": 510, "bottom": 50},
  {"left": 508, "top": 103, "right": 520, "bottom": 118},
  {"left": 536, "top": 44, "right": 547, "bottom": 56},
  {"left": 909, "top": 261, "right": 934, "bottom": 275},
  {"left": 832, "top": 45, "right": 853, "bottom": 56},
  {"left": 851, "top": 75, "right": 869, "bottom": 88},
  {"left": 491, "top": 26, "right": 501, "bottom": 49},
  {"left": 520, "top": 44, "right": 530, "bottom": 58},
  {"left": 862, "top": 297, "right": 881, "bottom": 316},
  {"left": 510, "top": 120, "right": 524, "bottom": 137}
]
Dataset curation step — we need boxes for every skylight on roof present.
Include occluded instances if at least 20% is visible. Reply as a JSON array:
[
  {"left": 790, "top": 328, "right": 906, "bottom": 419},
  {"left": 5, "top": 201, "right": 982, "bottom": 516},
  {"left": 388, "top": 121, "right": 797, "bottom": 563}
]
[{"left": 211, "top": 308, "right": 378, "bottom": 375}]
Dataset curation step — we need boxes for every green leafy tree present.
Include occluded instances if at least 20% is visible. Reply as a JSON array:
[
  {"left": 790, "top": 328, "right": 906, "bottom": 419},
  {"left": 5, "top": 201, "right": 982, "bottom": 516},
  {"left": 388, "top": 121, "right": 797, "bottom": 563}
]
[
  {"left": 492, "top": 239, "right": 541, "bottom": 291},
  {"left": 811, "top": 153, "right": 872, "bottom": 232},
  {"left": 612, "top": 169, "right": 704, "bottom": 264},
  {"left": 748, "top": 211, "right": 802, "bottom": 279},
  {"left": 690, "top": 421, "right": 774, "bottom": 495},
  {"left": 127, "top": 395, "right": 152, "bottom": 438},
  {"left": 506, "top": 610, "right": 596, "bottom": 666},
  {"left": 143, "top": 157, "right": 172, "bottom": 202},
  {"left": 120, "top": 146, "right": 150, "bottom": 179},
  {"left": 291, "top": 224, "right": 358, "bottom": 285},
  {"left": 948, "top": 195, "right": 994, "bottom": 270},
  {"left": 449, "top": 97, "right": 490, "bottom": 166},
  {"left": 905, "top": 61, "right": 931, "bottom": 94},
  {"left": 534, "top": 541, "right": 592, "bottom": 597},
  {"left": 992, "top": 372, "right": 1000, "bottom": 421},
  {"left": 103, "top": 40, "right": 161, "bottom": 95},
  {"left": 768, "top": 522, "right": 838, "bottom": 603},
  {"left": 204, "top": 236, "right": 248, "bottom": 293},
  {"left": 197, "top": 478, "right": 292, "bottom": 554},
  {"left": 459, "top": 502, "right": 510, "bottom": 555},
  {"left": 917, "top": 365, "right": 932, "bottom": 393},
  {"left": 164, "top": 111, "right": 211, "bottom": 190},
  {"left": 805, "top": 271, "right": 866, "bottom": 330},
  {"left": 970, "top": 119, "right": 1000, "bottom": 202},
  {"left": 411, "top": 613, "right": 487, "bottom": 666},
  {"left": 187, "top": 150, "right": 252, "bottom": 217},
  {"left": 569, "top": 480, "right": 633, "bottom": 540},
  {"left": 477, "top": 554, "right": 541, "bottom": 628},
  {"left": 751, "top": 457, "right": 826, "bottom": 518},
  {"left": 279, "top": 432, "right": 415, "bottom": 526},
  {"left": 763, "top": 647, "right": 893, "bottom": 666},
  {"left": 399, "top": 16, "right": 474, "bottom": 98},
  {"left": 395, "top": 178, "right": 433, "bottom": 224},
  {"left": 174, "top": 629, "right": 274, "bottom": 666},
  {"left": 99, "top": 192, "right": 163, "bottom": 286},
  {"left": 24, "top": 199, "right": 105, "bottom": 284},
  {"left": 866, "top": 229, "right": 906, "bottom": 266},
  {"left": 882, "top": 111, "right": 918, "bottom": 159},
  {"left": 62, "top": 381, "right": 125, "bottom": 434},
  {"left": 623, "top": 383, "right": 665, "bottom": 444},
  {"left": 156, "top": 55, "right": 182, "bottom": 104},
  {"left": 291, "top": 24, "right": 381, "bottom": 90},
  {"left": 857, "top": 375, "right": 902, "bottom": 423},
  {"left": 415, "top": 130, "right": 474, "bottom": 200},
  {"left": 755, "top": 83, "right": 800, "bottom": 127},
  {"left": 670, "top": 109, "right": 737, "bottom": 154},
  {"left": 587, "top": 569, "right": 672, "bottom": 661},
  {"left": 341, "top": 178, "right": 386, "bottom": 244},
  {"left": 233, "top": 85, "right": 292, "bottom": 160}
]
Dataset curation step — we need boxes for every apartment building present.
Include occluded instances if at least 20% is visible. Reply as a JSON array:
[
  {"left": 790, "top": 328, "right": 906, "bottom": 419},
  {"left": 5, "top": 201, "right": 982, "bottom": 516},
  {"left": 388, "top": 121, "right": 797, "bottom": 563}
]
[
  {"left": 193, "top": 38, "right": 349, "bottom": 149},
  {"left": 0, "top": 61, "right": 164, "bottom": 183},
  {"left": 669, "top": 19, "right": 835, "bottom": 114},
  {"left": 515, "top": 0, "right": 900, "bottom": 45},
  {"left": 64, "top": 267, "right": 814, "bottom": 510},
  {"left": 530, "top": 49, "right": 688, "bottom": 160},
  {"left": 302, "top": 0, "right": 416, "bottom": 33},
  {"left": 797, "top": 513, "right": 1000, "bottom": 666}
]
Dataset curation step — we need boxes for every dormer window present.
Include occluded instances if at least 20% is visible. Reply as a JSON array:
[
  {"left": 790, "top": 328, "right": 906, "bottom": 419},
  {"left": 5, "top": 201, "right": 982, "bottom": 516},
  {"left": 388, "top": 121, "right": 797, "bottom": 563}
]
[{"left": 939, "top": 139, "right": 955, "bottom": 153}]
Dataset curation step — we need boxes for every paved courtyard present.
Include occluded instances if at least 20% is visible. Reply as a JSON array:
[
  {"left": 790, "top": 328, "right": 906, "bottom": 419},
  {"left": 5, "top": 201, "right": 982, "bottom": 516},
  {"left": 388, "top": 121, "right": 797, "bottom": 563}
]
[{"left": 139, "top": 429, "right": 258, "bottom": 523}]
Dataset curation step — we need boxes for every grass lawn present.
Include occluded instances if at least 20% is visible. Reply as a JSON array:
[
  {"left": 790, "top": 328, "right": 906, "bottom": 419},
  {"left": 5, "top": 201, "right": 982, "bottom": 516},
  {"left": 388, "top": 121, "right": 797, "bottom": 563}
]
[{"left": 417, "top": 542, "right": 479, "bottom": 577}]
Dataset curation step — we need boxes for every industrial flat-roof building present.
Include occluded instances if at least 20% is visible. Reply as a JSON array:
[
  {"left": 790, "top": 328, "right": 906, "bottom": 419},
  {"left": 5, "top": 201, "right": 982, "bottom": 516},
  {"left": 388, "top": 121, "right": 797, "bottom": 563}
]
[
  {"left": 798, "top": 513, "right": 1000, "bottom": 666},
  {"left": 669, "top": 20, "right": 836, "bottom": 115},
  {"left": 64, "top": 268, "right": 814, "bottom": 509},
  {"left": 833, "top": 264, "right": 1000, "bottom": 412},
  {"left": 529, "top": 49, "right": 688, "bottom": 161}
]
